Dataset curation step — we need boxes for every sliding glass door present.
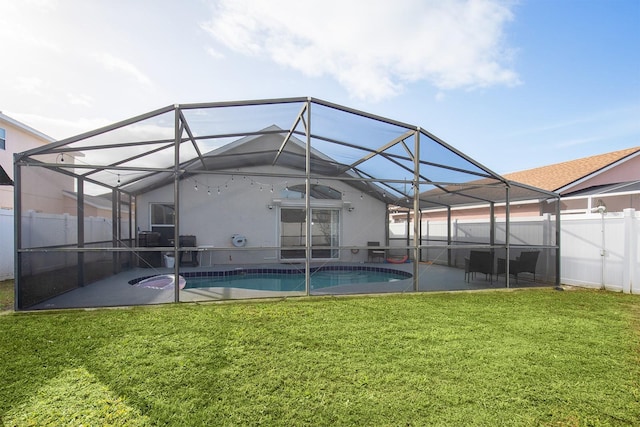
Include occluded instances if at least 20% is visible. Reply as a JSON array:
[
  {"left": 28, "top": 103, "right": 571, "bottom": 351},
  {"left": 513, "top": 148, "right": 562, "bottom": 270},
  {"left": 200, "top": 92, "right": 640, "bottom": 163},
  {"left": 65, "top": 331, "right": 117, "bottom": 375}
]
[{"left": 280, "top": 208, "right": 339, "bottom": 260}]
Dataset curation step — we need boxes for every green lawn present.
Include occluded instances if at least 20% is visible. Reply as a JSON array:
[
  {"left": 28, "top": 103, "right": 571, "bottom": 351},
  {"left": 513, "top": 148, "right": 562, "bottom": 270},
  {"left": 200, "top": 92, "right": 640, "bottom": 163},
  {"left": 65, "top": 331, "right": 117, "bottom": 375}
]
[
  {"left": 1, "top": 289, "right": 639, "bottom": 426},
  {"left": 0, "top": 279, "right": 13, "bottom": 312}
]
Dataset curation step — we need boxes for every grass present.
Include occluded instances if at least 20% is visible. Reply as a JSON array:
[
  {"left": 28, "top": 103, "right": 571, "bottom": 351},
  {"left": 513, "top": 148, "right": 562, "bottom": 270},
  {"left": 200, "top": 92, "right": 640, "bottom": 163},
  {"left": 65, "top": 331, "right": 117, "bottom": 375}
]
[
  {"left": 1, "top": 289, "right": 639, "bottom": 426},
  {"left": 0, "top": 279, "right": 13, "bottom": 312}
]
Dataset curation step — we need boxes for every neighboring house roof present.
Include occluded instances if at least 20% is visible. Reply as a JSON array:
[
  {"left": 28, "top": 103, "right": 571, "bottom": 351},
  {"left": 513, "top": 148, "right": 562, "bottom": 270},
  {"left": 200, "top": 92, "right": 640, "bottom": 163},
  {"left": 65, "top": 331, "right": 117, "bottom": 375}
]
[{"left": 503, "top": 146, "right": 640, "bottom": 194}]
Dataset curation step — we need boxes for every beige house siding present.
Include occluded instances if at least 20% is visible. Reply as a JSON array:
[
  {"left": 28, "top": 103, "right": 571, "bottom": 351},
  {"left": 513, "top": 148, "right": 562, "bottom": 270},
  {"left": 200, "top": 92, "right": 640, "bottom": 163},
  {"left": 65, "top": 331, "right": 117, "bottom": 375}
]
[
  {"left": 0, "top": 113, "right": 76, "bottom": 214},
  {"left": 1, "top": 114, "right": 53, "bottom": 209},
  {"left": 563, "top": 155, "right": 640, "bottom": 194}
]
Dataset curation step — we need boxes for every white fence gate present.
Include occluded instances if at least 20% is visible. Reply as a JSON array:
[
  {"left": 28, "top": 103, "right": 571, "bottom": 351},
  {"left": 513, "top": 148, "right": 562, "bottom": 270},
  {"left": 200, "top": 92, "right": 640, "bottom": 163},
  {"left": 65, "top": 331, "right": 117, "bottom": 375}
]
[{"left": 560, "top": 209, "right": 638, "bottom": 293}]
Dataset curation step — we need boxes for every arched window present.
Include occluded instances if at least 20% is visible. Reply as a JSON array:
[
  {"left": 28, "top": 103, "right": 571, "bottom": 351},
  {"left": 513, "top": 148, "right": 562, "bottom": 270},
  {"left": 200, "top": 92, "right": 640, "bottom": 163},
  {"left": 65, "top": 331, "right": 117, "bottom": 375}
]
[{"left": 281, "top": 184, "right": 342, "bottom": 200}]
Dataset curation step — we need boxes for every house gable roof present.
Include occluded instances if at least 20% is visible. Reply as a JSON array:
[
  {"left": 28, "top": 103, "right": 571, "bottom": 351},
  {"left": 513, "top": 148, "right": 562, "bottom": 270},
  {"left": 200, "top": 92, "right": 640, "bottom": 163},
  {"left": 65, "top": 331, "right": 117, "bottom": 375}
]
[{"left": 503, "top": 146, "right": 640, "bottom": 194}]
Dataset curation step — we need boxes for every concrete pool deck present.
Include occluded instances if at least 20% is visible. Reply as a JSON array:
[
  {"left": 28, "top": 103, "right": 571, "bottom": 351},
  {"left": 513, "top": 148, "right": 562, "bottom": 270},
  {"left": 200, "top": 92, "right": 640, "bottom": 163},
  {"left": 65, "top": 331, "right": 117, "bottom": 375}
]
[{"left": 28, "top": 262, "right": 546, "bottom": 310}]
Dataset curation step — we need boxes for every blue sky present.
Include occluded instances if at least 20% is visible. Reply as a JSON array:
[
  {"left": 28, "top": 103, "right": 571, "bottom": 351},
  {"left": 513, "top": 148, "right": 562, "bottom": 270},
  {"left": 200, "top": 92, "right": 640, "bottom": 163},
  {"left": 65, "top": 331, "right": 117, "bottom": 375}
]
[{"left": 1, "top": 0, "right": 638, "bottom": 174}]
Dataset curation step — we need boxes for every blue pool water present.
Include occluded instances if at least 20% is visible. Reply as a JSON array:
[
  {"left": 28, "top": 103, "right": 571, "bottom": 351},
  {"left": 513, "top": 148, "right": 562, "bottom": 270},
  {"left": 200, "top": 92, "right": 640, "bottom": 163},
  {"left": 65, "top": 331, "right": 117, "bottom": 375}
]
[{"left": 130, "top": 266, "right": 412, "bottom": 292}]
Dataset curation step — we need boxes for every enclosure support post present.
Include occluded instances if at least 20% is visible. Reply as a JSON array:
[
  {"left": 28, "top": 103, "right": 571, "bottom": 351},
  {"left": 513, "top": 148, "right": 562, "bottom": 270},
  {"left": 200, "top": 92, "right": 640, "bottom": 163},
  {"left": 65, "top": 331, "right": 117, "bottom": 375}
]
[
  {"left": 489, "top": 201, "right": 495, "bottom": 278},
  {"left": 77, "top": 177, "right": 85, "bottom": 287},
  {"left": 489, "top": 202, "right": 495, "bottom": 247},
  {"left": 412, "top": 129, "right": 420, "bottom": 292},
  {"left": 505, "top": 186, "right": 510, "bottom": 288},
  {"left": 13, "top": 157, "right": 21, "bottom": 310},
  {"left": 417, "top": 209, "right": 422, "bottom": 261},
  {"left": 128, "top": 194, "right": 134, "bottom": 268},
  {"left": 447, "top": 207, "right": 452, "bottom": 267},
  {"left": 173, "top": 105, "right": 181, "bottom": 303},
  {"left": 304, "top": 99, "right": 312, "bottom": 297},
  {"left": 405, "top": 210, "right": 410, "bottom": 258},
  {"left": 112, "top": 189, "right": 119, "bottom": 274},
  {"left": 384, "top": 204, "right": 390, "bottom": 250}
]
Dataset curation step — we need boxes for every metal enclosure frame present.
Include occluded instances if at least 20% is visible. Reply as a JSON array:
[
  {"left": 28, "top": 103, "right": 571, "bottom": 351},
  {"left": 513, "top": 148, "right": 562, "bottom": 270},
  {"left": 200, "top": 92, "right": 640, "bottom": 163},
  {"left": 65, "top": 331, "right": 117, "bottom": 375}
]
[{"left": 13, "top": 97, "right": 561, "bottom": 309}]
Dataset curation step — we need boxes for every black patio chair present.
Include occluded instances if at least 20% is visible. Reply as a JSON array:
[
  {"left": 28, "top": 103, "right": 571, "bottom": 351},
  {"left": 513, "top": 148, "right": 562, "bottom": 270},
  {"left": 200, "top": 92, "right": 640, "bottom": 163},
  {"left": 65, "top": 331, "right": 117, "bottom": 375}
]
[
  {"left": 464, "top": 251, "right": 494, "bottom": 283},
  {"left": 497, "top": 251, "right": 540, "bottom": 283}
]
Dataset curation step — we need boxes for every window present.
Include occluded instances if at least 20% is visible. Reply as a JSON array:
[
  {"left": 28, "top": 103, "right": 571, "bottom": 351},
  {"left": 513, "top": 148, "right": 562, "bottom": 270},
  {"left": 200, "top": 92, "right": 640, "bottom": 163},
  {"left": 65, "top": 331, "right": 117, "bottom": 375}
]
[
  {"left": 280, "top": 208, "right": 340, "bottom": 259},
  {"left": 151, "top": 203, "right": 175, "bottom": 225},
  {"left": 281, "top": 184, "right": 342, "bottom": 200},
  {"left": 150, "top": 203, "right": 174, "bottom": 245},
  {"left": 0, "top": 128, "right": 5, "bottom": 150}
]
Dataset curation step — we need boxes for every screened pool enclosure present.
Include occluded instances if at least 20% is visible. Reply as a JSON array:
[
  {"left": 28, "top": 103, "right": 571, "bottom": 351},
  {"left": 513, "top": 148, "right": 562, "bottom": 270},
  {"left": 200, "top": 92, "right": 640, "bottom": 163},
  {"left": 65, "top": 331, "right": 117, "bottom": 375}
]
[{"left": 14, "top": 97, "right": 560, "bottom": 309}]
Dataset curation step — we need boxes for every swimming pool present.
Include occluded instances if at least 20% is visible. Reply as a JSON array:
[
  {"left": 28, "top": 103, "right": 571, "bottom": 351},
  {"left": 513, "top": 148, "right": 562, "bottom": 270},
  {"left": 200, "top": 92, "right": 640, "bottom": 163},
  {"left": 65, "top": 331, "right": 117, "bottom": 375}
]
[{"left": 130, "top": 266, "right": 412, "bottom": 292}]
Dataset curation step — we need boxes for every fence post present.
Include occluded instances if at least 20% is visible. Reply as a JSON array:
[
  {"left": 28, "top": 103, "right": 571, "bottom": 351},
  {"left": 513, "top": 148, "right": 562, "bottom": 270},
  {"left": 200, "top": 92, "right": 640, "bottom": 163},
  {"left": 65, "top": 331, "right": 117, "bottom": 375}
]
[
  {"left": 452, "top": 217, "right": 458, "bottom": 267},
  {"left": 543, "top": 213, "right": 551, "bottom": 282},
  {"left": 622, "top": 208, "right": 637, "bottom": 294},
  {"left": 27, "top": 210, "right": 35, "bottom": 275},
  {"left": 425, "top": 219, "right": 429, "bottom": 263}
]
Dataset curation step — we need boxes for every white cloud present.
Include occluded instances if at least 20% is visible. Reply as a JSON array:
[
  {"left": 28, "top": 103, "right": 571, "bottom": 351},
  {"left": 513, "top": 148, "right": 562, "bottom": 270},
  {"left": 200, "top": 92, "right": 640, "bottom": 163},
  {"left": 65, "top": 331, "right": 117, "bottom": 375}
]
[
  {"left": 205, "top": 46, "right": 225, "bottom": 59},
  {"left": 201, "top": 0, "right": 520, "bottom": 101},
  {"left": 16, "top": 77, "right": 46, "bottom": 95},
  {"left": 92, "top": 52, "right": 153, "bottom": 86},
  {"left": 66, "top": 93, "right": 93, "bottom": 107},
  {"left": 0, "top": 1, "right": 63, "bottom": 52},
  {"left": 7, "top": 112, "right": 111, "bottom": 140}
]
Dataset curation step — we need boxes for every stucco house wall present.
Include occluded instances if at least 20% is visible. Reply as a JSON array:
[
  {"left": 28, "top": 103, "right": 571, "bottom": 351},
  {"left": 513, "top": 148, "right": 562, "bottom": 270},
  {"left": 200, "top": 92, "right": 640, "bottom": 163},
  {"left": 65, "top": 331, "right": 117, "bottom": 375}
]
[{"left": 136, "top": 165, "right": 387, "bottom": 265}]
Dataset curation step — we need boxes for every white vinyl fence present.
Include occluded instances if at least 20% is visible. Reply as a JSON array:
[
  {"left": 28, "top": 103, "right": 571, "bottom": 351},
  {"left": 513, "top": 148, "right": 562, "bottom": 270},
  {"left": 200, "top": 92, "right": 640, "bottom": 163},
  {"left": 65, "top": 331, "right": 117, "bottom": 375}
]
[
  {"left": 2, "top": 208, "right": 639, "bottom": 293},
  {"left": 0, "top": 209, "right": 126, "bottom": 280},
  {"left": 389, "top": 208, "right": 639, "bottom": 294},
  {"left": 0, "top": 209, "right": 13, "bottom": 281}
]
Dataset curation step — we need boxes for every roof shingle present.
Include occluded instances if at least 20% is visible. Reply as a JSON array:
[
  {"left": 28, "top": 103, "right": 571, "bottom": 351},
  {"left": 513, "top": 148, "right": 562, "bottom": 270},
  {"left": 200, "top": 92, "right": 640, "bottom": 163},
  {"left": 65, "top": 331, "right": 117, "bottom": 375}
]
[{"left": 503, "top": 146, "right": 640, "bottom": 192}]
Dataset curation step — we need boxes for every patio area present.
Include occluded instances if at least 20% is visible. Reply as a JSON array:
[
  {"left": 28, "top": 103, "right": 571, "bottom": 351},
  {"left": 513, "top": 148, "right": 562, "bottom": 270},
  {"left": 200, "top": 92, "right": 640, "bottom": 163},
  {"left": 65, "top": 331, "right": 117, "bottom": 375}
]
[{"left": 29, "top": 261, "right": 547, "bottom": 310}]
